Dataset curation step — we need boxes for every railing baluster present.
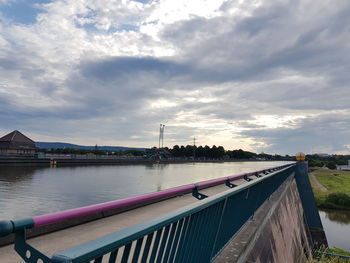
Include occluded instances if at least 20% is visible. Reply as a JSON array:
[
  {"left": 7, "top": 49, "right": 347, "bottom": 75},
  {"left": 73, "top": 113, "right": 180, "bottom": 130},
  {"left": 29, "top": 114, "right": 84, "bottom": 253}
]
[
  {"left": 131, "top": 237, "right": 144, "bottom": 263},
  {"left": 188, "top": 204, "right": 213, "bottom": 262},
  {"left": 156, "top": 224, "right": 171, "bottom": 263},
  {"left": 175, "top": 213, "right": 199, "bottom": 262},
  {"left": 185, "top": 208, "right": 208, "bottom": 263},
  {"left": 167, "top": 219, "right": 184, "bottom": 263},
  {"left": 162, "top": 221, "right": 178, "bottom": 263},
  {"left": 140, "top": 233, "right": 154, "bottom": 263},
  {"left": 149, "top": 228, "right": 164, "bottom": 262},
  {"left": 121, "top": 243, "right": 132, "bottom": 263},
  {"left": 94, "top": 255, "right": 103, "bottom": 263},
  {"left": 173, "top": 215, "right": 192, "bottom": 263},
  {"left": 201, "top": 202, "right": 222, "bottom": 262},
  {"left": 108, "top": 249, "right": 119, "bottom": 263}
]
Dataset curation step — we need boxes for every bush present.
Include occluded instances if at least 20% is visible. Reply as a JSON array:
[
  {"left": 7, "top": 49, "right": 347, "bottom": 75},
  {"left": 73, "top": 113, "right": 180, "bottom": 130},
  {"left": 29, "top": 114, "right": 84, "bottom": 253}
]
[
  {"left": 320, "top": 193, "right": 350, "bottom": 210},
  {"left": 309, "top": 159, "right": 324, "bottom": 167},
  {"left": 326, "top": 162, "right": 337, "bottom": 170}
]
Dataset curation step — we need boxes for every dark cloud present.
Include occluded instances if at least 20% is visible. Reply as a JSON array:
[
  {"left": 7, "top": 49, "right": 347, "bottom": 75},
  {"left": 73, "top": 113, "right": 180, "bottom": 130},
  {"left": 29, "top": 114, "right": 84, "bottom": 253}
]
[
  {"left": 1, "top": 0, "right": 350, "bottom": 152},
  {"left": 80, "top": 56, "right": 190, "bottom": 80}
]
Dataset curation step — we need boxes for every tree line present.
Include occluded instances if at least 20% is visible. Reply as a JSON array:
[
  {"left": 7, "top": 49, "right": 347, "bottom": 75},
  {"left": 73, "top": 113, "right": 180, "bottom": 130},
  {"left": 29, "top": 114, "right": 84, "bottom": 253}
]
[
  {"left": 164, "top": 145, "right": 290, "bottom": 160},
  {"left": 38, "top": 145, "right": 295, "bottom": 160},
  {"left": 306, "top": 154, "right": 350, "bottom": 169}
]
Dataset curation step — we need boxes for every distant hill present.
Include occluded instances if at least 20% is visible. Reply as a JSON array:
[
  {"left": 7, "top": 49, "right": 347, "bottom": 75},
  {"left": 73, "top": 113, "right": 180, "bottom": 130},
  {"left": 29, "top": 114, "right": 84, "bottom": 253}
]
[{"left": 36, "top": 142, "right": 147, "bottom": 152}]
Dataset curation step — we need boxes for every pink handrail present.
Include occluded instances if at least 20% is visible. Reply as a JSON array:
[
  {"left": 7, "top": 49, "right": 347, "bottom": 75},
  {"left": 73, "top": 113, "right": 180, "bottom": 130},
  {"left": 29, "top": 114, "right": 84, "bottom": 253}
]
[{"left": 32, "top": 163, "right": 293, "bottom": 227}]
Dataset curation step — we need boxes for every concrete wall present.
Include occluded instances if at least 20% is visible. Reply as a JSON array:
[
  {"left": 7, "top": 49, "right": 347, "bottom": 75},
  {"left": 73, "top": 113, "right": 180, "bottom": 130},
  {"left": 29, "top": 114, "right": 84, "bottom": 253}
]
[
  {"left": 214, "top": 176, "right": 319, "bottom": 263},
  {"left": 245, "top": 179, "right": 312, "bottom": 263}
]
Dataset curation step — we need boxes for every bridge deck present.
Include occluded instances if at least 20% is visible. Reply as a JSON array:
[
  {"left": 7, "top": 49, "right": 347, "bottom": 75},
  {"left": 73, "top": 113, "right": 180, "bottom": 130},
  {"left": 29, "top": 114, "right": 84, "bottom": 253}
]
[{"left": 1, "top": 178, "right": 248, "bottom": 262}]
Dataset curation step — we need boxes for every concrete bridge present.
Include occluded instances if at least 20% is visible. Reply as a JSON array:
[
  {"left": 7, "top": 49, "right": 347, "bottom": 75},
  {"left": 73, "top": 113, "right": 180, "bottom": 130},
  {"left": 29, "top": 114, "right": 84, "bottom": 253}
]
[{"left": 0, "top": 162, "right": 328, "bottom": 262}]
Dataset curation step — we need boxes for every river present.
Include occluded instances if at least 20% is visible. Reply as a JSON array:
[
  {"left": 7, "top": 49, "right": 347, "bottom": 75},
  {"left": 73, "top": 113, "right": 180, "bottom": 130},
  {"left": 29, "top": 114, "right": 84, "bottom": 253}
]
[
  {"left": 0, "top": 161, "right": 290, "bottom": 219},
  {"left": 319, "top": 209, "right": 350, "bottom": 251},
  {"left": 0, "top": 161, "right": 349, "bottom": 251}
]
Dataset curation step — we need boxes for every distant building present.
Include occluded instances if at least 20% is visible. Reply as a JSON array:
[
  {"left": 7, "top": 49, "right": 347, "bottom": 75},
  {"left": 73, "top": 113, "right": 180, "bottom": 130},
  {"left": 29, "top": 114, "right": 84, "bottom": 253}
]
[
  {"left": 145, "top": 148, "right": 172, "bottom": 159},
  {"left": 336, "top": 160, "right": 350, "bottom": 171},
  {"left": 0, "top": 130, "right": 36, "bottom": 156}
]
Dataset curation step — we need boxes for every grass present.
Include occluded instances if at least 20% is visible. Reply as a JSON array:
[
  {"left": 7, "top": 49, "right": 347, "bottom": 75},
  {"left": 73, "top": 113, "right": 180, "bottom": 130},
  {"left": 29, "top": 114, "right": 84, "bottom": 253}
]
[
  {"left": 306, "top": 255, "right": 350, "bottom": 262},
  {"left": 315, "top": 170, "right": 350, "bottom": 194},
  {"left": 309, "top": 169, "right": 350, "bottom": 210},
  {"left": 306, "top": 247, "right": 350, "bottom": 262}
]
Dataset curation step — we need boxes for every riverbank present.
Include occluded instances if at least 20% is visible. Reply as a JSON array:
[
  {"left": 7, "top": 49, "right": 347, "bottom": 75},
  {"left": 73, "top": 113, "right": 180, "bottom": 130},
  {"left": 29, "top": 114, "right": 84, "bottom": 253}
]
[
  {"left": 0, "top": 156, "right": 286, "bottom": 165},
  {"left": 307, "top": 247, "right": 350, "bottom": 262},
  {"left": 309, "top": 168, "right": 350, "bottom": 210}
]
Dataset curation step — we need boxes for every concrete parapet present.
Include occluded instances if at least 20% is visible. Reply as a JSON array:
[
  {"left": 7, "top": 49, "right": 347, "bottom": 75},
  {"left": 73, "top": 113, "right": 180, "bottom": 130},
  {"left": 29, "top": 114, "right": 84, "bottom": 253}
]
[{"left": 214, "top": 176, "right": 319, "bottom": 263}]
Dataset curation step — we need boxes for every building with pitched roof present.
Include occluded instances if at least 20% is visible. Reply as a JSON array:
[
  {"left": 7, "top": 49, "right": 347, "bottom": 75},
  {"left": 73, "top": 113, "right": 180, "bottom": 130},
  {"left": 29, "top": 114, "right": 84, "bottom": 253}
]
[{"left": 0, "top": 130, "right": 36, "bottom": 156}]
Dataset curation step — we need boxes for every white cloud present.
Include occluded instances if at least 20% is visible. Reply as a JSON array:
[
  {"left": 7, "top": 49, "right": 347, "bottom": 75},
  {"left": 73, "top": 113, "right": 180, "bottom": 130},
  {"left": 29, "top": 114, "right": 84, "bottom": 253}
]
[{"left": 0, "top": 0, "right": 349, "bottom": 154}]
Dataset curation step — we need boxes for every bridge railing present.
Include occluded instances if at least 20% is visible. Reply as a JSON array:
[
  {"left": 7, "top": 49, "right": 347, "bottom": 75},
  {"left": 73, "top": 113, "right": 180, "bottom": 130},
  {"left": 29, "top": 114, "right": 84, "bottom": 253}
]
[
  {"left": 51, "top": 165, "right": 295, "bottom": 263},
  {"left": 0, "top": 164, "right": 293, "bottom": 232},
  {"left": 0, "top": 163, "right": 296, "bottom": 263}
]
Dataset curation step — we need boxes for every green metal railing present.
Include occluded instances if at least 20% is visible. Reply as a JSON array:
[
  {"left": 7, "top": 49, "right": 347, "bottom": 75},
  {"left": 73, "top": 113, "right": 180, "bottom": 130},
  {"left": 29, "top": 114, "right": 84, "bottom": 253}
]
[
  {"left": 48, "top": 165, "right": 295, "bottom": 263},
  {"left": 1, "top": 163, "right": 309, "bottom": 263}
]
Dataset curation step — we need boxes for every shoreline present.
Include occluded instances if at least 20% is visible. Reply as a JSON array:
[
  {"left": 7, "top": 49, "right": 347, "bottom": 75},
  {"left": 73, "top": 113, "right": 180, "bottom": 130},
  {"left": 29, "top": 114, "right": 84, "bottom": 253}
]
[
  {"left": 0, "top": 157, "right": 289, "bottom": 166},
  {"left": 309, "top": 168, "right": 350, "bottom": 211}
]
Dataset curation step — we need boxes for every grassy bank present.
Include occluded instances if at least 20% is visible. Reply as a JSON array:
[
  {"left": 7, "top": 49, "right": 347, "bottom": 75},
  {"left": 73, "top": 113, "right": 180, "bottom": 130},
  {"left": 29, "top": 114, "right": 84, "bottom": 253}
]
[
  {"left": 306, "top": 247, "right": 350, "bottom": 262},
  {"left": 309, "top": 169, "right": 350, "bottom": 210}
]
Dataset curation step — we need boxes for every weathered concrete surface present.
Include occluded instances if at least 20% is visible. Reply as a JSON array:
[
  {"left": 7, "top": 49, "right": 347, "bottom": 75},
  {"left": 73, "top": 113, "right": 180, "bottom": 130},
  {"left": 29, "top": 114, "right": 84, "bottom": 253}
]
[{"left": 214, "top": 177, "right": 313, "bottom": 263}]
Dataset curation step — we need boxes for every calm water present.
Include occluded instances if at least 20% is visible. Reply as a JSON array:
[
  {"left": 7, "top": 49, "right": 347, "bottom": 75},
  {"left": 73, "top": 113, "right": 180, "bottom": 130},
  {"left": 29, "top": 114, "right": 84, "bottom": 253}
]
[
  {"left": 0, "top": 161, "right": 290, "bottom": 219},
  {"left": 319, "top": 209, "right": 350, "bottom": 251}
]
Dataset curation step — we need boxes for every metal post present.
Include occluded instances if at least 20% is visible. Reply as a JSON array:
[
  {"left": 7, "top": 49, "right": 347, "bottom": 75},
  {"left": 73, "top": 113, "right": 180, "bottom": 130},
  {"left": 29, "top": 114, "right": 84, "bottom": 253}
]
[
  {"left": 161, "top": 125, "right": 165, "bottom": 148},
  {"left": 159, "top": 124, "right": 162, "bottom": 149}
]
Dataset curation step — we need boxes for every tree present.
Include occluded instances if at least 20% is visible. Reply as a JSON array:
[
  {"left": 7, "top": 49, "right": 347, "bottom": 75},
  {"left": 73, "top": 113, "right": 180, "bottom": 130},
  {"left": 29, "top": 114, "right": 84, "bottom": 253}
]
[{"left": 326, "top": 161, "right": 337, "bottom": 170}]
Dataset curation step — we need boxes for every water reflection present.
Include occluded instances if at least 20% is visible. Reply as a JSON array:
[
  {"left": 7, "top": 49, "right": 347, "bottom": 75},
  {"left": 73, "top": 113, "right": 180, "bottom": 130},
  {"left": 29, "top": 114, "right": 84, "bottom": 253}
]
[
  {"left": 321, "top": 209, "right": 350, "bottom": 224},
  {"left": 0, "top": 165, "right": 42, "bottom": 182},
  {"left": 319, "top": 209, "right": 350, "bottom": 251}
]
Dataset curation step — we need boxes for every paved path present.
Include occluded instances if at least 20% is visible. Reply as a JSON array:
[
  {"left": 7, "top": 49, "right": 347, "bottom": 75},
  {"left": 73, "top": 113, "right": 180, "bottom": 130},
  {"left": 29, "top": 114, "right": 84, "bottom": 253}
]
[{"left": 309, "top": 170, "right": 327, "bottom": 192}]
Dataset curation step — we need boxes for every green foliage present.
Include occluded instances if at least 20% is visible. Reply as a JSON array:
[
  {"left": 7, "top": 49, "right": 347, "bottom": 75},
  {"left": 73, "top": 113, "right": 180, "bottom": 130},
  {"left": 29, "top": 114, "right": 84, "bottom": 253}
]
[
  {"left": 309, "top": 159, "right": 325, "bottom": 167},
  {"left": 169, "top": 145, "right": 260, "bottom": 159},
  {"left": 327, "top": 247, "right": 350, "bottom": 257},
  {"left": 310, "top": 169, "right": 350, "bottom": 210},
  {"left": 307, "top": 154, "right": 350, "bottom": 166},
  {"left": 226, "top": 149, "right": 257, "bottom": 159},
  {"left": 326, "top": 162, "right": 337, "bottom": 170},
  {"left": 316, "top": 172, "right": 350, "bottom": 195},
  {"left": 306, "top": 247, "right": 350, "bottom": 262},
  {"left": 319, "top": 193, "right": 350, "bottom": 210},
  {"left": 168, "top": 145, "right": 293, "bottom": 160},
  {"left": 170, "top": 144, "right": 227, "bottom": 158}
]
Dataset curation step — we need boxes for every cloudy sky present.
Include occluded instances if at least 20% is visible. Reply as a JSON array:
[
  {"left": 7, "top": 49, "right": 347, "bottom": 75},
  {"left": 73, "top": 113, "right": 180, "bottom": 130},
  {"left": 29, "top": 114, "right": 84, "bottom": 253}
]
[{"left": 0, "top": 0, "right": 349, "bottom": 154}]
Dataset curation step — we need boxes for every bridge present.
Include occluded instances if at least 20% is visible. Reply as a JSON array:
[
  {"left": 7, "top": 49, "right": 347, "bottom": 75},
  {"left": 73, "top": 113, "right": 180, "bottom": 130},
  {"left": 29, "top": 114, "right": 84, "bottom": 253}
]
[{"left": 0, "top": 162, "right": 329, "bottom": 262}]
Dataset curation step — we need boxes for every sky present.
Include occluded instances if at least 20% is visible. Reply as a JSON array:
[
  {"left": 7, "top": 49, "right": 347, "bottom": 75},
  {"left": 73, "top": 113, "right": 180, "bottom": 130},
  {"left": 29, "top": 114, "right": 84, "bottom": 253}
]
[{"left": 0, "top": 0, "right": 349, "bottom": 155}]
